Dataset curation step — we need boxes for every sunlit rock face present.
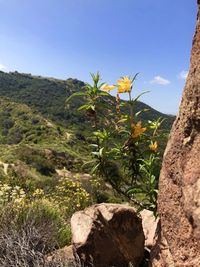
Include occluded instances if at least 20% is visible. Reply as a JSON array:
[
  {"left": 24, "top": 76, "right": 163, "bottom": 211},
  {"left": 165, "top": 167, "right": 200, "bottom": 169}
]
[
  {"left": 71, "top": 203, "right": 144, "bottom": 267},
  {"left": 151, "top": 1, "right": 200, "bottom": 266}
]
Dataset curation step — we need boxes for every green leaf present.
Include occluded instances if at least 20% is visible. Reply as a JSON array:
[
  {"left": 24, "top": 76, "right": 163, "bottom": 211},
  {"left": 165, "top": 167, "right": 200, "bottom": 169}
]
[
  {"left": 65, "top": 92, "right": 86, "bottom": 104},
  {"left": 135, "top": 109, "right": 149, "bottom": 118},
  {"left": 117, "top": 118, "right": 128, "bottom": 123},
  {"left": 91, "top": 105, "right": 95, "bottom": 111},
  {"left": 150, "top": 175, "right": 156, "bottom": 184},
  {"left": 131, "top": 73, "right": 140, "bottom": 83},
  {"left": 91, "top": 163, "right": 100, "bottom": 174},
  {"left": 89, "top": 144, "right": 99, "bottom": 148},
  {"left": 99, "top": 147, "right": 104, "bottom": 157},
  {"left": 98, "top": 82, "right": 106, "bottom": 90},
  {"left": 132, "top": 91, "right": 150, "bottom": 103},
  {"left": 119, "top": 102, "right": 126, "bottom": 107},
  {"left": 127, "top": 188, "right": 144, "bottom": 194},
  {"left": 118, "top": 129, "right": 130, "bottom": 135},
  {"left": 99, "top": 91, "right": 110, "bottom": 97},
  {"left": 78, "top": 104, "right": 92, "bottom": 111},
  {"left": 81, "top": 160, "right": 96, "bottom": 168}
]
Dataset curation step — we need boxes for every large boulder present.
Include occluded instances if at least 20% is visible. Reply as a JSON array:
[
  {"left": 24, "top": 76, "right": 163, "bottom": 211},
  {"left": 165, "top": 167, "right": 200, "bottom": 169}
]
[
  {"left": 151, "top": 1, "right": 200, "bottom": 266},
  {"left": 71, "top": 203, "right": 144, "bottom": 267}
]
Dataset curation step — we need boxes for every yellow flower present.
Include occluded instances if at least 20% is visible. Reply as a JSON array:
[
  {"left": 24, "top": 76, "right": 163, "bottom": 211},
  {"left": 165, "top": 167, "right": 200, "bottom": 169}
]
[
  {"left": 101, "top": 83, "right": 115, "bottom": 92},
  {"left": 149, "top": 141, "right": 158, "bottom": 152},
  {"left": 33, "top": 188, "right": 44, "bottom": 197},
  {"left": 117, "top": 76, "right": 132, "bottom": 93},
  {"left": 131, "top": 121, "right": 146, "bottom": 138}
]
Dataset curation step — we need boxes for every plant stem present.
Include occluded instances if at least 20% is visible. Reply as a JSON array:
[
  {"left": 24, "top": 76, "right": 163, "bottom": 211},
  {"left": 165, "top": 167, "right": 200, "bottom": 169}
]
[
  {"left": 109, "top": 179, "right": 147, "bottom": 210},
  {"left": 128, "top": 89, "right": 133, "bottom": 126}
]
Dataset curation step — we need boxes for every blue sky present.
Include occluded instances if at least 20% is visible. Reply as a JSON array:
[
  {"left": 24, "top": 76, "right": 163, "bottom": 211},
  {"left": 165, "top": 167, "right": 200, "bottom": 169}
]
[{"left": 0, "top": 0, "right": 197, "bottom": 114}]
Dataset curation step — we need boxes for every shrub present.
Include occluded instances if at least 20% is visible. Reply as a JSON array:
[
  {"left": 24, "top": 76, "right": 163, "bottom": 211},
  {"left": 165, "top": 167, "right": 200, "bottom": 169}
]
[
  {"left": 0, "top": 198, "right": 72, "bottom": 266},
  {"left": 17, "top": 147, "right": 56, "bottom": 176},
  {"left": 0, "top": 226, "right": 74, "bottom": 267},
  {"left": 67, "top": 73, "right": 166, "bottom": 216},
  {"left": 0, "top": 183, "right": 26, "bottom": 206},
  {"left": 19, "top": 199, "right": 71, "bottom": 248},
  {"left": 52, "top": 177, "right": 92, "bottom": 217}
]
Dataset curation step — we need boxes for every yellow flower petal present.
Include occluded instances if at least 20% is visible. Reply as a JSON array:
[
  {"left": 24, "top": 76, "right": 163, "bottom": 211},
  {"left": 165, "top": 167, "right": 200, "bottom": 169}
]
[
  {"left": 131, "top": 121, "right": 146, "bottom": 138},
  {"left": 149, "top": 141, "right": 158, "bottom": 152},
  {"left": 102, "top": 83, "right": 115, "bottom": 92},
  {"left": 117, "top": 76, "right": 132, "bottom": 93}
]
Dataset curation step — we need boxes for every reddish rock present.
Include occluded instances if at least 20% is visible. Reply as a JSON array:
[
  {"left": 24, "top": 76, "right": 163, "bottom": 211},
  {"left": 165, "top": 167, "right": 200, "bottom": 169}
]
[
  {"left": 151, "top": 1, "right": 200, "bottom": 266},
  {"left": 71, "top": 203, "right": 144, "bottom": 267}
]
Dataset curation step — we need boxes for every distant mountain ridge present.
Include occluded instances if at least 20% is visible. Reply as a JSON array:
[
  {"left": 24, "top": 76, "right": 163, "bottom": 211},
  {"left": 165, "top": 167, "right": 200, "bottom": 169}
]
[{"left": 0, "top": 71, "right": 175, "bottom": 131}]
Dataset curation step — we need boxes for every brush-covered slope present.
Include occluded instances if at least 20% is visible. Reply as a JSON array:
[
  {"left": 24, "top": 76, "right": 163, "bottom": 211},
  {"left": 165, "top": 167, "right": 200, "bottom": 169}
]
[
  {"left": 0, "top": 71, "right": 175, "bottom": 131},
  {"left": 0, "top": 70, "right": 175, "bottom": 199},
  {"left": 0, "top": 97, "right": 90, "bottom": 183}
]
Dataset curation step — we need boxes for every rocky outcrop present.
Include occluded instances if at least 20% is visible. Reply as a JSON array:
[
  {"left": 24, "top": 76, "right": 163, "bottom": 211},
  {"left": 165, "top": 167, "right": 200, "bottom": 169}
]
[
  {"left": 71, "top": 203, "right": 144, "bottom": 267},
  {"left": 151, "top": 1, "right": 200, "bottom": 266}
]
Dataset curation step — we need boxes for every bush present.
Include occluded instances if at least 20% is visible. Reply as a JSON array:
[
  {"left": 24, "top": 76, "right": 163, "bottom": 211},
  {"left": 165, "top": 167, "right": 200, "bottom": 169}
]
[
  {"left": 0, "top": 198, "right": 76, "bottom": 267},
  {"left": 17, "top": 147, "right": 56, "bottom": 176},
  {"left": 52, "top": 177, "right": 92, "bottom": 217},
  {"left": 31, "top": 156, "right": 55, "bottom": 176},
  {"left": 67, "top": 73, "right": 165, "bottom": 216},
  {"left": 0, "top": 227, "right": 75, "bottom": 267},
  {"left": 0, "top": 199, "right": 71, "bottom": 247},
  {"left": 20, "top": 199, "right": 71, "bottom": 248}
]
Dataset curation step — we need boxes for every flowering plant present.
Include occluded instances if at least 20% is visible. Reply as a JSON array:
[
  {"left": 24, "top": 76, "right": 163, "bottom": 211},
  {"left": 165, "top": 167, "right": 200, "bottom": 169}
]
[
  {"left": 0, "top": 183, "right": 26, "bottom": 206},
  {"left": 67, "top": 73, "right": 167, "bottom": 216},
  {"left": 51, "top": 176, "right": 92, "bottom": 217}
]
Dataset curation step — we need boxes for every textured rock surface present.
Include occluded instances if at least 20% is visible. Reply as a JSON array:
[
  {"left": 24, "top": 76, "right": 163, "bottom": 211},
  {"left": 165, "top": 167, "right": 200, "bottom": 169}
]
[
  {"left": 140, "top": 209, "right": 159, "bottom": 249},
  {"left": 71, "top": 203, "right": 144, "bottom": 267},
  {"left": 151, "top": 1, "right": 200, "bottom": 266},
  {"left": 47, "top": 245, "right": 75, "bottom": 263}
]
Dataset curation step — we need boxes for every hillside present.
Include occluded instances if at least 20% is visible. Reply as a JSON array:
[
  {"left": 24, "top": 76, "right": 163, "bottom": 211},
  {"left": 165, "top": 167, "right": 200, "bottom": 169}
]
[
  {"left": 0, "top": 97, "right": 91, "bottom": 187},
  {"left": 0, "top": 70, "right": 176, "bottom": 263},
  {"left": 0, "top": 71, "right": 175, "bottom": 131},
  {"left": 0, "top": 70, "right": 175, "bottom": 189}
]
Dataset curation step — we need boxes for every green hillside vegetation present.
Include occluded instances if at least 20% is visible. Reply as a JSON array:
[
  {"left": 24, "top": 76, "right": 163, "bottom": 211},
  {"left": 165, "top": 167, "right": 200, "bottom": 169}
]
[
  {"left": 0, "top": 97, "right": 92, "bottom": 190},
  {"left": 0, "top": 71, "right": 175, "bottom": 265},
  {"left": 0, "top": 70, "right": 176, "bottom": 202},
  {"left": 0, "top": 71, "right": 174, "bottom": 131}
]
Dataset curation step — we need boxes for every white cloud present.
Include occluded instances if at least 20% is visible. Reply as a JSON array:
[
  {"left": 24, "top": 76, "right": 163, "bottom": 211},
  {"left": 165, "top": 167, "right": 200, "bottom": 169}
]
[
  {"left": 150, "top": 76, "right": 170, "bottom": 86},
  {"left": 0, "top": 64, "right": 7, "bottom": 72},
  {"left": 178, "top": 70, "right": 188, "bottom": 80}
]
